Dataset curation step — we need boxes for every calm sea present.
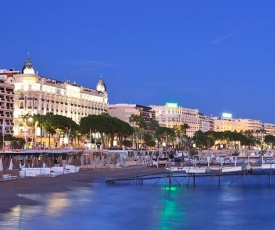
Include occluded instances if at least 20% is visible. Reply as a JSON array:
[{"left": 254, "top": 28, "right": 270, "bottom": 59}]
[{"left": 1, "top": 174, "right": 275, "bottom": 230}]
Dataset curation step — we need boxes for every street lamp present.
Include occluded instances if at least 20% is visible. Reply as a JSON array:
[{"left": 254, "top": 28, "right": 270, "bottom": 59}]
[{"left": 28, "top": 117, "right": 34, "bottom": 145}]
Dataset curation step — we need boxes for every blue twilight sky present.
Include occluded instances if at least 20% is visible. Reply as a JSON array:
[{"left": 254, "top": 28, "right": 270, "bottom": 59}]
[{"left": 1, "top": 1, "right": 275, "bottom": 123}]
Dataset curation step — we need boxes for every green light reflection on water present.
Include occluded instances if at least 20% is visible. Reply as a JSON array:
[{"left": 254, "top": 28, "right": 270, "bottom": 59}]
[{"left": 158, "top": 185, "right": 187, "bottom": 230}]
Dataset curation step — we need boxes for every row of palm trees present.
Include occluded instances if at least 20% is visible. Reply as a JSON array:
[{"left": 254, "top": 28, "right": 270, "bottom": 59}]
[
  {"left": 193, "top": 129, "right": 275, "bottom": 150},
  {"left": 23, "top": 112, "right": 133, "bottom": 149},
  {"left": 10, "top": 113, "right": 275, "bottom": 150},
  {"left": 128, "top": 115, "right": 275, "bottom": 151}
]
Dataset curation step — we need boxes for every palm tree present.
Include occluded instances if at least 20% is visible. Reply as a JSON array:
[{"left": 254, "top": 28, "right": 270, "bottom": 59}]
[
  {"left": 173, "top": 125, "right": 184, "bottom": 149},
  {"left": 155, "top": 127, "right": 175, "bottom": 149},
  {"left": 129, "top": 115, "right": 146, "bottom": 149},
  {"left": 182, "top": 123, "right": 190, "bottom": 136},
  {"left": 264, "top": 135, "right": 275, "bottom": 149},
  {"left": 33, "top": 114, "right": 45, "bottom": 142}
]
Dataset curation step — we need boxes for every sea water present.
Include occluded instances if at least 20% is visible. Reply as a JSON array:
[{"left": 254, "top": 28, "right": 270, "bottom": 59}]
[{"left": 1, "top": 174, "right": 275, "bottom": 230}]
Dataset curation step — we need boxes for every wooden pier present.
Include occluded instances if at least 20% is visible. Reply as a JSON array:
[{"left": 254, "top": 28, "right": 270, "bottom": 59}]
[{"left": 105, "top": 164, "right": 275, "bottom": 187}]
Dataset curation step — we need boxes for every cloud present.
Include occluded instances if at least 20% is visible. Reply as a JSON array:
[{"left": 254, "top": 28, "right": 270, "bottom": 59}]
[
  {"left": 213, "top": 32, "right": 234, "bottom": 44},
  {"left": 145, "top": 82, "right": 180, "bottom": 85},
  {"left": 71, "top": 60, "right": 114, "bottom": 68}
]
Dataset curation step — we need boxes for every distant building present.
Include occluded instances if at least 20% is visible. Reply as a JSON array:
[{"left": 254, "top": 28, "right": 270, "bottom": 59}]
[
  {"left": 264, "top": 123, "right": 275, "bottom": 136},
  {"left": 108, "top": 103, "right": 155, "bottom": 130},
  {"left": 0, "top": 71, "right": 15, "bottom": 135},
  {"left": 150, "top": 103, "right": 207, "bottom": 137},
  {"left": 212, "top": 116, "right": 263, "bottom": 133},
  {"left": 11, "top": 56, "right": 108, "bottom": 137},
  {"left": 0, "top": 69, "right": 21, "bottom": 79},
  {"left": 199, "top": 113, "right": 214, "bottom": 132}
]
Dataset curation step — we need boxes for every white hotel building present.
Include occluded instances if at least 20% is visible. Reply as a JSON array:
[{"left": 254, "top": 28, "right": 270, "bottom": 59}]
[
  {"left": 212, "top": 116, "right": 263, "bottom": 133},
  {"left": 150, "top": 103, "right": 208, "bottom": 137},
  {"left": 7, "top": 57, "right": 108, "bottom": 137}
]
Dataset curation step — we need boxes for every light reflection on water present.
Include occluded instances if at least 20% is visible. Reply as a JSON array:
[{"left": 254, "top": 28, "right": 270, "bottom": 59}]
[{"left": 1, "top": 177, "right": 275, "bottom": 229}]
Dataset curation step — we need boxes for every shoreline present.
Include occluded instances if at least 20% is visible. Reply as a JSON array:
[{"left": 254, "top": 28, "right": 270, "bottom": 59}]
[
  {"left": 0, "top": 166, "right": 165, "bottom": 215},
  {"left": 0, "top": 168, "right": 108, "bottom": 215}
]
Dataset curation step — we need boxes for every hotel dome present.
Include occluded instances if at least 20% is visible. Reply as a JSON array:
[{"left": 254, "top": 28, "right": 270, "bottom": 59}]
[
  {"left": 22, "top": 55, "right": 35, "bottom": 75},
  {"left": 96, "top": 75, "right": 107, "bottom": 92}
]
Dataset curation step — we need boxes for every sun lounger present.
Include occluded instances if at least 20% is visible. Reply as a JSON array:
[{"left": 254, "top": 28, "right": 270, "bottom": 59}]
[
  {"left": 50, "top": 173, "right": 58, "bottom": 177},
  {"left": 2, "top": 174, "right": 18, "bottom": 180},
  {"left": 2, "top": 174, "right": 10, "bottom": 181}
]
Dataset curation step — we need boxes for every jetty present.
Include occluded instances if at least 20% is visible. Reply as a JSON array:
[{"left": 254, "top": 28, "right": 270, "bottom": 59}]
[{"left": 105, "top": 163, "right": 275, "bottom": 187}]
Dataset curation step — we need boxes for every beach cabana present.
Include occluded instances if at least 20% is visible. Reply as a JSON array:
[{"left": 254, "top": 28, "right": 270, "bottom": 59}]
[{"left": 0, "top": 157, "right": 3, "bottom": 171}]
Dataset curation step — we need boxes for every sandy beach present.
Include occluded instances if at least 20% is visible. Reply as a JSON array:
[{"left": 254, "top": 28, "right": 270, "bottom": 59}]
[{"left": 0, "top": 166, "right": 166, "bottom": 215}]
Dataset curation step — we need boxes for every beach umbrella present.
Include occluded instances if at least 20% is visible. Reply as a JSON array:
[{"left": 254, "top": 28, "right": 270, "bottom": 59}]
[
  {"left": 58, "top": 156, "right": 62, "bottom": 166},
  {"left": 72, "top": 157, "right": 77, "bottom": 166},
  {"left": 74, "top": 157, "right": 81, "bottom": 166},
  {"left": 23, "top": 157, "right": 27, "bottom": 168},
  {"left": 8, "top": 158, "right": 13, "bottom": 170},
  {"left": 33, "top": 157, "right": 39, "bottom": 168},
  {"left": 83, "top": 156, "right": 87, "bottom": 166},
  {"left": 0, "top": 157, "right": 3, "bottom": 171},
  {"left": 13, "top": 157, "right": 19, "bottom": 169},
  {"left": 87, "top": 156, "right": 91, "bottom": 165},
  {"left": 31, "top": 157, "right": 34, "bottom": 167},
  {"left": 47, "top": 157, "right": 52, "bottom": 167},
  {"left": 38, "top": 158, "right": 43, "bottom": 167},
  {"left": 3, "top": 157, "right": 8, "bottom": 170}
]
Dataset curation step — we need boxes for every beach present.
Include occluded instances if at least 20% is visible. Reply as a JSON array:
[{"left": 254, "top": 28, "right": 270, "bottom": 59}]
[{"left": 0, "top": 166, "right": 166, "bottom": 215}]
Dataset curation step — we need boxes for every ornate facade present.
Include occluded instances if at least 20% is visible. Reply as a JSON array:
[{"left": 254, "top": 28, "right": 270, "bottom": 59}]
[{"left": 10, "top": 57, "right": 108, "bottom": 137}]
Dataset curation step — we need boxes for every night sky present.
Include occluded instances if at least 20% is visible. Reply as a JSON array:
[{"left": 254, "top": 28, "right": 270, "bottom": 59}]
[{"left": 1, "top": 1, "right": 275, "bottom": 123}]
